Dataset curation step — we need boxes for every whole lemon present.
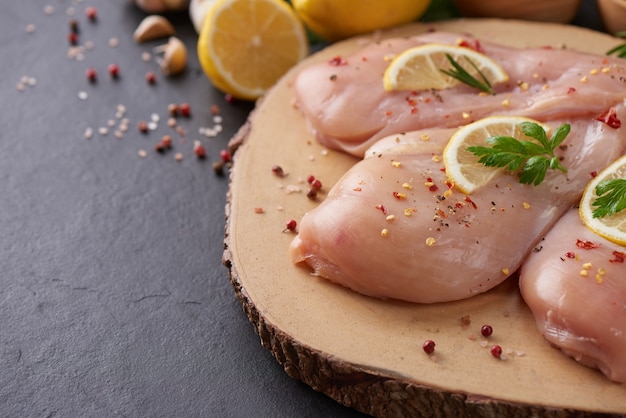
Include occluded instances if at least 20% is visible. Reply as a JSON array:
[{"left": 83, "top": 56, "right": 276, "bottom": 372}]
[{"left": 292, "top": 0, "right": 432, "bottom": 41}]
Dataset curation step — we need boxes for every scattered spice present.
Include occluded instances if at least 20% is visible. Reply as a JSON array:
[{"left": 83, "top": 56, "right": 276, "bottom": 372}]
[
  {"left": 596, "top": 107, "right": 621, "bottom": 129},
  {"left": 422, "top": 340, "right": 436, "bottom": 354},
  {"left": 490, "top": 344, "right": 503, "bottom": 359},
  {"left": 193, "top": 141, "right": 206, "bottom": 159},
  {"left": 610, "top": 251, "right": 626, "bottom": 263},
  {"left": 271, "top": 165, "right": 285, "bottom": 177},
  {"left": 85, "top": 6, "right": 97, "bottom": 21},
  {"left": 220, "top": 149, "right": 231, "bottom": 162},
  {"left": 86, "top": 67, "right": 97, "bottom": 82},
  {"left": 576, "top": 239, "right": 600, "bottom": 250},
  {"left": 179, "top": 102, "right": 191, "bottom": 117},
  {"left": 108, "top": 63, "right": 119, "bottom": 78},
  {"left": 284, "top": 219, "right": 297, "bottom": 232},
  {"left": 481, "top": 325, "right": 493, "bottom": 337},
  {"left": 145, "top": 71, "right": 157, "bottom": 84}
]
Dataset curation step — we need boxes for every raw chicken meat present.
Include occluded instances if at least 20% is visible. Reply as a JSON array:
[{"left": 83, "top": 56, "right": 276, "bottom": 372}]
[
  {"left": 294, "top": 32, "right": 626, "bottom": 157},
  {"left": 520, "top": 208, "right": 626, "bottom": 382},
  {"left": 290, "top": 109, "right": 626, "bottom": 303}
]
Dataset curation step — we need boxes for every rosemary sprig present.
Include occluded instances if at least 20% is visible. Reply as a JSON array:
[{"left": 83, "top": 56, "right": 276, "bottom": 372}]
[
  {"left": 606, "top": 31, "right": 626, "bottom": 58},
  {"left": 592, "top": 178, "right": 626, "bottom": 218},
  {"left": 440, "top": 53, "right": 494, "bottom": 94},
  {"left": 467, "top": 122, "right": 570, "bottom": 186}
]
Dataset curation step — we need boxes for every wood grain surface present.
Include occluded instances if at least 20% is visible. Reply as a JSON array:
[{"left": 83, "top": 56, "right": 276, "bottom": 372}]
[{"left": 224, "top": 19, "right": 626, "bottom": 417}]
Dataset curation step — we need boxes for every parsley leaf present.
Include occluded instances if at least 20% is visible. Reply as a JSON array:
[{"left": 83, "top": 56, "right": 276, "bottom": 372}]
[
  {"left": 592, "top": 178, "right": 626, "bottom": 218},
  {"left": 467, "top": 122, "right": 569, "bottom": 186}
]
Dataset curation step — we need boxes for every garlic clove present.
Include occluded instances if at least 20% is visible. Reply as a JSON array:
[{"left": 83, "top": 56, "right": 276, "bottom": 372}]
[
  {"left": 134, "top": 15, "right": 176, "bottom": 43},
  {"left": 155, "top": 36, "right": 188, "bottom": 76}
]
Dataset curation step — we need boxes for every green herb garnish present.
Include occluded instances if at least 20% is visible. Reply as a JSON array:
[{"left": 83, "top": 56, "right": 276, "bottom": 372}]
[
  {"left": 606, "top": 31, "right": 626, "bottom": 58},
  {"left": 592, "top": 178, "right": 626, "bottom": 218},
  {"left": 440, "top": 53, "right": 494, "bottom": 94},
  {"left": 467, "top": 122, "right": 570, "bottom": 186}
]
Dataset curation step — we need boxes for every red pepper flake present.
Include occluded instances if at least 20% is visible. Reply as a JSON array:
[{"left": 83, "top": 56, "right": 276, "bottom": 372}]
[
  {"left": 576, "top": 239, "right": 600, "bottom": 250},
  {"left": 422, "top": 340, "right": 436, "bottom": 354},
  {"left": 328, "top": 55, "right": 348, "bottom": 66},
  {"left": 375, "top": 204, "right": 387, "bottom": 215},
  {"left": 565, "top": 251, "right": 576, "bottom": 259},
  {"left": 595, "top": 107, "right": 622, "bottom": 129},
  {"left": 458, "top": 38, "right": 484, "bottom": 53},
  {"left": 464, "top": 196, "right": 478, "bottom": 209},
  {"left": 567, "top": 87, "right": 576, "bottom": 94},
  {"left": 610, "top": 251, "right": 626, "bottom": 263}
]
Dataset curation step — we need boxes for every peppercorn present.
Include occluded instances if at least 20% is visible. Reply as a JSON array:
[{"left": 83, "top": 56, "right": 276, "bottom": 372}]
[
  {"left": 68, "top": 32, "right": 79, "bottom": 45},
  {"left": 86, "top": 67, "right": 97, "bottom": 83},
  {"left": 145, "top": 71, "right": 157, "bottom": 85},
  {"left": 220, "top": 149, "right": 231, "bottom": 163},
  {"left": 167, "top": 103, "right": 179, "bottom": 116},
  {"left": 481, "top": 325, "right": 493, "bottom": 337},
  {"left": 137, "top": 120, "right": 148, "bottom": 133},
  {"left": 108, "top": 63, "right": 119, "bottom": 78},
  {"left": 422, "top": 340, "right": 436, "bottom": 354},
  {"left": 179, "top": 102, "right": 191, "bottom": 117},
  {"left": 284, "top": 219, "right": 297, "bottom": 232},
  {"left": 271, "top": 165, "right": 285, "bottom": 177},
  {"left": 85, "top": 6, "right": 98, "bottom": 21},
  {"left": 490, "top": 344, "right": 502, "bottom": 359}
]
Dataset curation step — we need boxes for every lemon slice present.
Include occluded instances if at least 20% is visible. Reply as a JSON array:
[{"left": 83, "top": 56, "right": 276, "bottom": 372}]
[
  {"left": 579, "top": 155, "right": 626, "bottom": 246},
  {"left": 383, "top": 43, "right": 509, "bottom": 92},
  {"left": 197, "top": 0, "right": 308, "bottom": 100},
  {"left": 443, "top": 116, "right": 550, "bottom": 194}
]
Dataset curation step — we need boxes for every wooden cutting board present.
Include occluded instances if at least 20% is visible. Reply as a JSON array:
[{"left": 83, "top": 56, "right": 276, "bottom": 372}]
[{"left": 224, "top": 19, "right": 626, "bottom": 417}]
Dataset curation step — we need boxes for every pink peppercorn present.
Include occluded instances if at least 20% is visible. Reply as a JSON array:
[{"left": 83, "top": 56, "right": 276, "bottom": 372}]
[
  {"left": 490, "top": 344, "right": 502, "bottom": 358},
  {"left": 85, "top": 6, "right": 98, "bottom": 21},
  {"left": 422, "top": 340, "right": 436, "bottom": 354}
]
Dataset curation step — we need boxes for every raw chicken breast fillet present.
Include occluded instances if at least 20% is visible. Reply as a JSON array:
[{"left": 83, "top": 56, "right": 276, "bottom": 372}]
[
  {"left": 290, "top": 109, "right": 626, "bottom": 303},
  {"left": 520, "top": 208, "right": 626, "bottom": 382},
  {"left": 294, "top": 32, "right": 626, "bottom": 157}
]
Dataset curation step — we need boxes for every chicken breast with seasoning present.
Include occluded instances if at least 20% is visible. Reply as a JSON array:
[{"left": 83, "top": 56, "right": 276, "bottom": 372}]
[
  {"left": 294, "top": 32, "right": 626, "bottom": 157},
  {"left": 520, "top": 208, "right": 626, "bottom": 382},
  {"left": 290, "top": 109, "right": 626, "bottom": 303}
]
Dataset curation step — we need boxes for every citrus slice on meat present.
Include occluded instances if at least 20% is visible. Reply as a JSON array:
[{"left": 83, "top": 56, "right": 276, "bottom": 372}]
[
  {"left": 197, "top": 0, "right": 309, "bottom": 100},
  {"left": 383, "top": 43, "right": 509, "bottom": 92},
  {"left": 443, "top": 116, "right": 550, "bottom": 194},
  {"left": 579, "top": 155, "right": 626, "bottom": 246}
]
